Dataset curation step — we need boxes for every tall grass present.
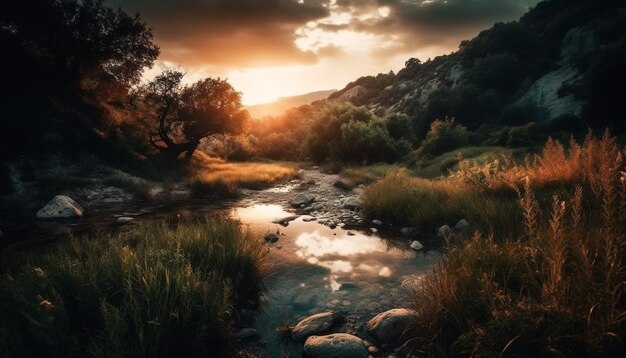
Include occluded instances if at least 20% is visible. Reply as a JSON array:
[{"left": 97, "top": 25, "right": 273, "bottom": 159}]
[
  {"left": 372, "top": 132, "right": 626, "bottom": 355},
  {"left": 0, "top": 218, "right": 268, "bottom": 357},
  {"left": 189, "top": 154, "right": 297, "bottom": 198}
]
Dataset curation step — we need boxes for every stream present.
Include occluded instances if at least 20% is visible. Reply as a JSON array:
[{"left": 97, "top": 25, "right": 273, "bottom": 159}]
[{"left": 1, "top": 169, "right": 442, "bottom": 357}]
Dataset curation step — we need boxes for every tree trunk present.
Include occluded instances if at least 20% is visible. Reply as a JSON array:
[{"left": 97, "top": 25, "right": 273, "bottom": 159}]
[{"left": 182, "top": 141, "right": 200, "bottom": 161}]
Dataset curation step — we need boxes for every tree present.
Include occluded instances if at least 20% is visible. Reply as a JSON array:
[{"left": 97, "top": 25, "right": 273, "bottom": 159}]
[
  {"left": 1, "top": 0, "right": 159, "bottom": 89},
  {"left": 136, "top": 70, "right": 248, "bottom": 161}
]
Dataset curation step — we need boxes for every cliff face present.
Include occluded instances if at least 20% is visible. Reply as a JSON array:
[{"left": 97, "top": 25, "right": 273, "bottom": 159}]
[{"left": 328, "top": 0, "right": 626, "bottom": 131}]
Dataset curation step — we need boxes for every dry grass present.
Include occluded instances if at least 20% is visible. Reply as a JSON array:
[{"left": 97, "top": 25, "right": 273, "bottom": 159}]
[
  {"left": 368, "top": 132, "right": 626, "bottom": 356},
  {"left": 189, "top": 153, "right": 298, "bottom": 198}
]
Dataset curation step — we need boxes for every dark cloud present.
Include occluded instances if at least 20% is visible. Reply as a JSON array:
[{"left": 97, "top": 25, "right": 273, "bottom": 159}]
[
  {"left": 106, "top": 0, "right": 541, "bottom": 69},
  {"left": 106, "top": 0, "right": 329, "bottom": 67},
  {"left": 336, "top": 0, "right": 542, "bottom": 55}
]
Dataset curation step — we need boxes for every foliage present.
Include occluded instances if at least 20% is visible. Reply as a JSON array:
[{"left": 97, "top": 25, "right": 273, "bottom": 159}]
[
  {"left": 134, "top": 69, "right": 248, "bottom": 161},
  {"left": 415, "top": 119, "right": 470, "bottom": 158},
  {"left": 362, "top": 130, "right": 626, "bottom": 356},
  {"left": 104, "top": 173, "right": 151, "bottom": 199},
  {"left": 0, "top": 218, "right": 269, "bottom": 357},
  {"left": 1, "top": 0, "right": 159, "bottom": 88}
]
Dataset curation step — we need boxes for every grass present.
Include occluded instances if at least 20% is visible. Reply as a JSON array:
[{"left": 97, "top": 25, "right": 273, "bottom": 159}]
[
  {"left": 104, "top": 173, "right": 152, "bottom": 199},
  {"left": 408, "top": 146, "right": 526, "bottom": 178},
  {"left": 189, "top": 154, "right": 298, "bottom": 198},
  {"left": 361, "top": 131, "right": 626, "bottom": 355},
  {"left": 0, "top": 218, "right": 269, "bottom": 357},
  {"left": 339, "top": 163, "right": 402, "bottom": 186}
]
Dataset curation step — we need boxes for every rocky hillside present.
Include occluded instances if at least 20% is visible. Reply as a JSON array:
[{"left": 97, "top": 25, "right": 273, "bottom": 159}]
[{"left": 328, "top": 0, "right": 626, "bottom": 136}]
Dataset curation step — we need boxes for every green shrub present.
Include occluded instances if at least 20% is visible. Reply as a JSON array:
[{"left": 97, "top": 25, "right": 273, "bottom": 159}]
[
  {"left": 415, "top": 118, "right": 469, "bottom": 158},
  {"left": 104, "top": 174, "right": 151, "bottom": 199}
]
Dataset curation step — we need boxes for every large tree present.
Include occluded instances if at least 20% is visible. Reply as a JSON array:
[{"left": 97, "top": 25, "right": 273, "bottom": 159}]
[
  {"left": 136, "top": 70, "right": 248, "bottom": 161},
  {"left": 1, "top": 0, "right": 159, "bottom": 89}
]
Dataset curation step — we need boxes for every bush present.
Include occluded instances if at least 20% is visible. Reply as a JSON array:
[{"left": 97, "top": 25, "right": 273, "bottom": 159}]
[
  {"left": 339, "top": 119, "right": 399, "bottom": 162},
  {"left": 416, "top": 119, "right": 469, "bottom": 158},
  {"left": 0, "top": 218, "right": 268, "bottom": 357}
]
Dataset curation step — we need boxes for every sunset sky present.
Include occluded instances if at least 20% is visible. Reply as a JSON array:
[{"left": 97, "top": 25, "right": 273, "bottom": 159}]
[{"left": 107, "top": 0, "right": 541, "bottom": 105}]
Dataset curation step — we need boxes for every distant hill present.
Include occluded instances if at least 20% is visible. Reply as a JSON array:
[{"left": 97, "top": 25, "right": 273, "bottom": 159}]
[
  {"left": 246, "top": 90, "right": 336, "bottom": 118},
  {"left": 328, "top": 0, "right": 626, "bottom": 134}
]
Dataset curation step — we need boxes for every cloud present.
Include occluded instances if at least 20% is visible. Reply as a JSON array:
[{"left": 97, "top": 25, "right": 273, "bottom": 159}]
[
  {"left": 107, "top": 0, "right": 540, "bottom": 69},
  {"left": 104, "top": 0, "right": 540, "bottom": 104},
  {"left": 106, "top": 0, "right": 330, "bottom": 68}
]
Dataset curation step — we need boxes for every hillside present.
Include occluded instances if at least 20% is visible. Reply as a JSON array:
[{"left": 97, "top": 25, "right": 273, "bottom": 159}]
[
  {"left": 246, "top": 90, "right": 335, "bottom": 118},
  {"left": 328, "top": 0, "right": 626, "bottom": 137}
]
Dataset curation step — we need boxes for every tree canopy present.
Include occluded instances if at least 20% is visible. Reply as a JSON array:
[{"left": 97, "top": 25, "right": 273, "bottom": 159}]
[
  {"left": 1, "top": 0, "right": 159, "bottom": 90},
  {"left": 135, "top": 70, "right": 248, "bottom": 161}
]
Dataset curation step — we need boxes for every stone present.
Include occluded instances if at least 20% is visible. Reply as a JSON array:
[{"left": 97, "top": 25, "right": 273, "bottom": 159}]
[
  {"left": 436, "top": 225, "right": 452, "bottom": 238},
  {"left": 370, "top": 228, "right": 378, "bottom": 233},
  {"left": 236, "top": 328, "right": 259, "bottom": 340},
  {"left": 291, "top": 312, "right": 337, "bottom": 341},
  {"left": 290, "top": 193, "right": 316, "bottom": 208},
  {"left": 372, "top": 219, "right": 382, "bottom": 226},
  {"left": 400, "top": 227, "right": 416, "bottom": 236},
  {"left": 455, "top": 219, "right": 469, "bottom": 231},
  {"left": 272, "top": 215, "right": 300, "bottom": 225},
  {"left": 302, "top": 216, "right": 317, "bottom": 222},
  {"left": 342, "top": 197, "right": 360, "bottom": 210},
  {"left": 298, "top": 169, "right": 307, "bottom": 176},
  {"left": 347, "top": 231, "right": 355, "bottom": 236},
  {"left": 410, "top": 240, "right": 424, "bottom": 251},
  {"left": 115, "top": 216, "right": 135, "bottom": 225},
  {"left": 366, "top": 308, "right": 417, "bottom": 344},
  {"left": 36, "top": 195, "right": 84, "bottom": 219},
  {"left": 303, "top": 333, "right": 368, "bottom": 358},
  {"left": 264, "top": 232, "right": 279, "bottom": 243}
]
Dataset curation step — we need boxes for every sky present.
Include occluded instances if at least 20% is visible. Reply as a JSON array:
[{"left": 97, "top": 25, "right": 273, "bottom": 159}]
[{"left": 106, "top": 0, "right": 541, "bottom": 105}]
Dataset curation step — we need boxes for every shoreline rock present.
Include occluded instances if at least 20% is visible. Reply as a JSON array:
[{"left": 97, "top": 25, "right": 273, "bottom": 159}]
[
  {"left": 35, "top": 195, "right": 84, "bottom": 219},
  {"left": 303, "top": 333, "right": 368, "bottom": 358}
]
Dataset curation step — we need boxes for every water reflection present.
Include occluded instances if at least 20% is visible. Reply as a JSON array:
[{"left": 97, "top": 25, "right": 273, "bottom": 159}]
[
  {"left": 295, "top": 230, "right": 385, "bottom": 257},
  {"left": 230, "top": 203, "right": 439, "bottom": 357}
]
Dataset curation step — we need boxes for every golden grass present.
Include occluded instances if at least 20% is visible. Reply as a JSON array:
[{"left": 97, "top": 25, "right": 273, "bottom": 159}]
[
  {"left": 189, "top": 153, "right": 298, "bottom": 197},
  {"left": 362, "top": 131, "right": 626, "bottom": 356}
]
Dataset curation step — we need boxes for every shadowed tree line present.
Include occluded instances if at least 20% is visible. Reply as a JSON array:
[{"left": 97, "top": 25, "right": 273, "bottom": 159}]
[{"left": 1, "top": 0, "right": 246, "bottom": 169}]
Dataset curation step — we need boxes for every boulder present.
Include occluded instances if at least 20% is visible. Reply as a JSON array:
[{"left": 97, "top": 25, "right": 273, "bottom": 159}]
[
  {"left": 272, "top": 215, "right": 300, "bottom": 226},
  {"left": 366, "top": 308, "right": 417, "bottom": 343},
  {"left": 264, "top": 232, "right": 279, "bottom": 243},
  {"left": 290, "top": 193, "right": 316, "bottom": 208},
  {"left": 36, "top": 195, "right": 84, "bottom": 219},
  {"left": 410, "top": 240, "right": 424, "bottom": 251},
  {"left": 342, "top": 197, "right": 360, "bottom": 210},
  {"left": 291, "top": 312, "right": 337, "bottom": 341},
  {"left": 303, "top": 333, "right": 368, "bottom": 358},
  {"left": 454, "top": 219, "right": 469, "bottom": 231},
  {"left": 436, "top": 225, "right": 452, "bottom": 238}
]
